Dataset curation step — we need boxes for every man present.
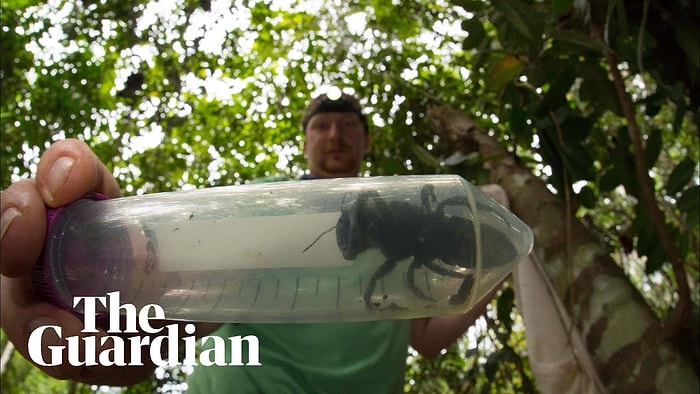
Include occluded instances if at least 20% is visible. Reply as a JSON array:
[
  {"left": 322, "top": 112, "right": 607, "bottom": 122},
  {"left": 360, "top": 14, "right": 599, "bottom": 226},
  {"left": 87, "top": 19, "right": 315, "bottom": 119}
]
[
  {"left": 300, "top": 89, "right": 371, "bottom": 179},
  {"left": 0, "top": 90, "right": 493, "bottom": 392}
]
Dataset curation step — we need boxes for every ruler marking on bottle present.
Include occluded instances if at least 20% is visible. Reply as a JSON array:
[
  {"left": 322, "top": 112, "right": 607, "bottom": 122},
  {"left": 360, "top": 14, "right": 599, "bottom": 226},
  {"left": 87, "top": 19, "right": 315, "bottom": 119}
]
[
  {"left": 336, "top": 276, "right": 341, "bottom": 310},
  {"left": 249, "top": 278, "right": 261, "bottom": 309},
  {"left": 316, "top": 276, "right": 320, "bottom": 297},
  {"left": 212, "top": 280, "right": 227, "bottom": 310},
  {"left": 181, "top": 280, "right": 196, "bottom": 307},
  {"left": 157, "top": 279, "right": 168, "bottom": 305},
  {"left": 290, "top": 277, "right": 300, "bottom": 310},
  {"left": 274, "top": 278, "right": 280, "bottom": 298},
  {"left": 204, "top": 280, "right": 211, "bottom": 299},
  {"left": 424, "top": 271, "right": 433, "bottom": 299}
]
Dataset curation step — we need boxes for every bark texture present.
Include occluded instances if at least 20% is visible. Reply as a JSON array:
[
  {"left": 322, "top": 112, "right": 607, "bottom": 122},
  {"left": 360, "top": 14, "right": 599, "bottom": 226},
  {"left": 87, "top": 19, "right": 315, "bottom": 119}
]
[{"left": 427, "top": 105, "right": 699, "bottom": 393}]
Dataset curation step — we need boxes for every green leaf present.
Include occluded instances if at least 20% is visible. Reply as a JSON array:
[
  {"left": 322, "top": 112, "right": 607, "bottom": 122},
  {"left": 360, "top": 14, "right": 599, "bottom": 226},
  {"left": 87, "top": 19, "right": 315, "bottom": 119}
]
[
  {"left": 509, "top": 106, "right": 530, "bottom": 145},
  {"left": 610, "top": 127, "right": 642, "bottom": 197},
  {"left": 666, "top": 158, "right": 696, "bottom": 196},
  {"left": 678, "top": 185, "right": 700, "bottom": 227},
  {"left": 577, "top": 61, "right": 623, "bottom": 116},
  {"left": 561, "top": 115, "right": 594, "bottom": 143},
  {"left": 576, "top": 185, "right": 596, "bottom": 208},
  {"left": 640, "top": 92, "right": 665, "bottom": 117},
  {"left": 678, "top": 185, "right": 700, "bottom": 212},
  {"left": 2, "top": 0, "right": 42, "bottom": 9},
  {"left": 644, "top": 243, "right": 667, "bottom": 274},
  {"left": 376, "top": 157, "right": 408, "bottom": 175},
  {"left": 461, "top": 18, "right": 486, "bottom": 50},
  {"left": 551, "top": 29, "right": 606, "bottom": 53},
  {"left": 643, "top": 128, "right": 662, "bottom": 169},
  {"left": 452, "top": 0, "right": 485, "bottom": 12},
  {"left": 537, "top": 60, "right": 576, "bottom": 116},
  {"left": 552, "top": 0, "right": 573, "bottom": 16},
  {"left": 410, "top": 143, "right": 442, "bottom": 171},
  {"left": 491, "top": 0, "right": 533, "bottom": 41},
  {"left": 561, "top": 141, "right": 595, "bottom": 181},
  {"left": 645, "top": 103, "right": 661, "bottom": 117},
  {"left": 672, "top": 99, "right": 687, "bottom": 135},
  {"left": 599, "top": 168, "right": 621, "bottom": 192},
  {"left": 497, "top": 288, "right": 515, "bottom": 332},
  {"left": 485, "top": 54, "right": 524, "bottom": 91},
  {"left": 633, "top": 209, "right": 655, "bottom": 257},
  {"left": 672, "top": 14, "right": 700, "bottom": 69}
]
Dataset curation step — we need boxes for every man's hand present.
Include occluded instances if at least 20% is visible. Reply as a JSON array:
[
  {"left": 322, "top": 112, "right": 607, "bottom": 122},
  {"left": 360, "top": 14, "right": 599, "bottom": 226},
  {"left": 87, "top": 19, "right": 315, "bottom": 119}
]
[{"left": 0, "top": 138, "right": 157, "bottom": 385}]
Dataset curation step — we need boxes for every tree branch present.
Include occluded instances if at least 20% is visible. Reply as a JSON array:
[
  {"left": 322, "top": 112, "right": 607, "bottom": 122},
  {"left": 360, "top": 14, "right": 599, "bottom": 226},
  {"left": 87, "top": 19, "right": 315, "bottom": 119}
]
[
  {"left": 589, "top": 20, "right": 690, "bottom": 340},
  {"left": 427, "top": 103, "right": 698, "bottom": 390},
  {"left": 0, "top": 341, "right": 14, "bottom": 377}
]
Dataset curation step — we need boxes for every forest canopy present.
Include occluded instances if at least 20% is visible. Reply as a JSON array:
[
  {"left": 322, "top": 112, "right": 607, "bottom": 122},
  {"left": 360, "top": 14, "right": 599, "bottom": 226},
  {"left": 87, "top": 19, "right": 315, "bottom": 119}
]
[{"left": 1, "top": 0, "right": 698, "bottom": 392}]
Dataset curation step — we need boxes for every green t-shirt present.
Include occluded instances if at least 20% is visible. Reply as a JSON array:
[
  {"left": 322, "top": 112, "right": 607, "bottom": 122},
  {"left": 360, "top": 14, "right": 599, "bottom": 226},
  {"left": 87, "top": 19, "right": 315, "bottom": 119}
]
[
  {"left": 186, "top": 320, "right": 411, "bottom": 393},
  {"left": 187, "top": 176, "right": 411, "bottom": 392}
]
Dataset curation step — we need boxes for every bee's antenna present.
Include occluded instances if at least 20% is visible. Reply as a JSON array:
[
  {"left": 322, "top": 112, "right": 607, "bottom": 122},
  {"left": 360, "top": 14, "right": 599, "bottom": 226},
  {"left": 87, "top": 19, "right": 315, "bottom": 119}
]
[{"left": 302, "top": 225, "right": 337, "bottom": 253}]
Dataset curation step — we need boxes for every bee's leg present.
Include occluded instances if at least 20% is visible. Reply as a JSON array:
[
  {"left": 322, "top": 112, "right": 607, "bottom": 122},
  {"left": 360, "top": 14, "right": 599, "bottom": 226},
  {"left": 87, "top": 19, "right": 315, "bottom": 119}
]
[
  {"left": 420, "top": 184, "right": 437, "bottom": 212},
  {"left": 364, "top": 258, "right": 400, "bottom": 309},
  {"left": 448, "top": 273, "right": 474, "bottom": 305},
  {"left": 435, "top": 195, "right": 469, "bottom": 215},
  {"left": 423, "top": 260, "right": 470, "bottom": 279},
  {"left": 406, "top": 258, "right": 436, "bottom": 302}
]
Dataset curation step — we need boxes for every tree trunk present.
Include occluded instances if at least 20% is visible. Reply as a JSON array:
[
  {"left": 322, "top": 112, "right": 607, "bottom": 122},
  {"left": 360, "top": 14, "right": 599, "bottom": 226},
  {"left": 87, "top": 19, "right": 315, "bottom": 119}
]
[{"left": 427, "top": 105, "right": 699, "bottom": 393}]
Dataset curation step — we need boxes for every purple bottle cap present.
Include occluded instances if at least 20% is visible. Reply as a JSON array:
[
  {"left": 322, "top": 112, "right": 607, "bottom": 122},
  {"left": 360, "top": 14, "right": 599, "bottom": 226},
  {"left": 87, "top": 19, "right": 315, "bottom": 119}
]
[{"left": 32, "top": 193, "right": 129, "bottom": 317}]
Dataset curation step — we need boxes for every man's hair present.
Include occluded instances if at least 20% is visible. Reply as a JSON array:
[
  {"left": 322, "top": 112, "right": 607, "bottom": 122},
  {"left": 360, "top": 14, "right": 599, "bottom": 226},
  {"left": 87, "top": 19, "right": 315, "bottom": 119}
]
[{"left": 302, "top": 93, "right": 368, "bottom": 133}]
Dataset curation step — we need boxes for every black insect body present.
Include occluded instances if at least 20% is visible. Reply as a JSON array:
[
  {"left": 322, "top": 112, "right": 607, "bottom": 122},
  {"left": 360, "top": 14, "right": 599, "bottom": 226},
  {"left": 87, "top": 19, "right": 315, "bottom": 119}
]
[{"left": 306, "top": 184, "right": 478, "bottom": 309}]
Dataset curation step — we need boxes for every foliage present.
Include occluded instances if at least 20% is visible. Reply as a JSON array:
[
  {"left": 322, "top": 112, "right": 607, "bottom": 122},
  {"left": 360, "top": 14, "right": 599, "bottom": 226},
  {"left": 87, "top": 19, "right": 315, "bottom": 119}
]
[
  {"left": 407, "top": 285, "right": 536, "bottom": 394},
  {"left": 451, "top": 0, "right": 699, "bottom": 311},
  {"left": 0, "top": 330, "right": 93, "bottom": 393},
  {"left": 1, "top": 0, "right": 698, "bottom": 392}
]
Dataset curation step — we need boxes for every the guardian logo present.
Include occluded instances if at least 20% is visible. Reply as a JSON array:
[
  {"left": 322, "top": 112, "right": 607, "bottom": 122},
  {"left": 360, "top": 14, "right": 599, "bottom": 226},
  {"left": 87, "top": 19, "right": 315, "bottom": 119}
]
[{"left": 27, "top": 291, "right": 261, "bottom": 367}]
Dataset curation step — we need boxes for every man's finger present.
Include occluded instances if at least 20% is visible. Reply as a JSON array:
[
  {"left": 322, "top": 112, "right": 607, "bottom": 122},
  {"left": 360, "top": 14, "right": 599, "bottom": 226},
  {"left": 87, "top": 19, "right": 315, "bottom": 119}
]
[
  {"left": 1, "top": 179, "right": 47, "bottom": 277},
  {"left": 36, "top": 138, "right": 121, "bottom": 207}
]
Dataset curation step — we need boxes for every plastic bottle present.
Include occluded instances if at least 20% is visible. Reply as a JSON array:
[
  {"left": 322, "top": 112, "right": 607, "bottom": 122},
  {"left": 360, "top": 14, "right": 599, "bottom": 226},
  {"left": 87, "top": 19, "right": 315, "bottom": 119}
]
[{"left": 34, "top": 175, "right": 533, "bottom": 323}]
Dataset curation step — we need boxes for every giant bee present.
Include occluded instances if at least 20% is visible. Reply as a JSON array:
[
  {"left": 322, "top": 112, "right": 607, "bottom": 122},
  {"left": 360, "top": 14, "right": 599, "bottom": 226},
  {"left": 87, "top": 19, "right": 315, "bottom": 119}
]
[{"left": 304, "top": 184, "right": 483, "bottom": 309}]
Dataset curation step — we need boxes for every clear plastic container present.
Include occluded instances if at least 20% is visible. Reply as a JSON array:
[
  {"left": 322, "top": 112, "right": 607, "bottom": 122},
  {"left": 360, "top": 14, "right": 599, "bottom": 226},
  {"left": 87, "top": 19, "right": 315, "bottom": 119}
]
[{"left": 35, "top": 175, "right": 533, "bottom": 323}]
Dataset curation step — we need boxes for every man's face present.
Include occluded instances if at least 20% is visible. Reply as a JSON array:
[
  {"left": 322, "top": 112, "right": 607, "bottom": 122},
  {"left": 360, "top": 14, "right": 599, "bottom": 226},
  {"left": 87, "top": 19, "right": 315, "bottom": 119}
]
[{"left": 303, "top": 112, "right": 370, "bottom": 179}]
